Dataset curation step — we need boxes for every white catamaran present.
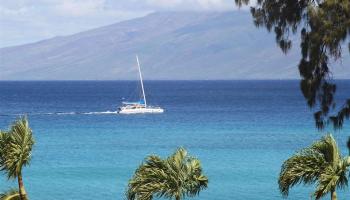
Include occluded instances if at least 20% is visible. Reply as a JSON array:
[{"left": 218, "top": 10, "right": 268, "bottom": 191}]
[{"left": 117, "top": 55, "right": 164, "bottom": 114}]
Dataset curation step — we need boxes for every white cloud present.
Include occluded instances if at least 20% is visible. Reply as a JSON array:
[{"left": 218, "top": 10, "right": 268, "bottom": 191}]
[
  {"left": 196, "top": 0, "right": 233, "bottom": 10},
  {"left": 0, "top": 0, "right": 147, "bottom": 47},
  {"left": 55, "top": 0, "right": 106, "bottom": 16},
  {"left": 145, "top": 0, "right": 234, "bottom": 10},
  {"left": 0, "top": 6, "right": 27, "bottom": 16}
]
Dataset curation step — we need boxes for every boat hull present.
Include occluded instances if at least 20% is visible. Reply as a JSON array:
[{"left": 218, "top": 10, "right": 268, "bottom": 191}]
[
  {"left": 118, "top": 107, "right": 164, "bottom": 114},
  {"left": 117, "top": 56, "right": 164, "bottom": 114}
]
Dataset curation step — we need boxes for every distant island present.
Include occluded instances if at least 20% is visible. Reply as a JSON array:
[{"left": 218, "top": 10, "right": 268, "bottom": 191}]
[{"left": 0, "top": 11, "right": 349, "bottom": 80}]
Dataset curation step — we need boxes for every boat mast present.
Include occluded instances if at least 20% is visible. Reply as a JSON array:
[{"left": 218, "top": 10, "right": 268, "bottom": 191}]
[{"left": 136, "top": 55, "right": 147, "bottom": 106}]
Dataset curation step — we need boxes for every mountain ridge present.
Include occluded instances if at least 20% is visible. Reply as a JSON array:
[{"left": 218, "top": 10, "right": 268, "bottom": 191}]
[{"left": 0, "top": 11, "right": 349, "bottom": 80}]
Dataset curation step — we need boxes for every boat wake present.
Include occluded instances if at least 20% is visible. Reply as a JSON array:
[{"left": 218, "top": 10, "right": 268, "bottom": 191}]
[
  {"left": 0, "top": 111, "right": 119, "bottom": 116},
  {"left": 81, "top": 111, "right": 118, "bottom": 115}
]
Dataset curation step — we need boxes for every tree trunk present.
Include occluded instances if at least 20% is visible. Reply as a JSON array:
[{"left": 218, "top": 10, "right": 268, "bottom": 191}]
[
  {"left": 331, "top": 189, "right": 337, "bottom": 200},
  {"left": 17, "top": 173, "right": 28, "bottom": 200},
  {"left": 175, "top": 195, "right": 180, "bottom": 200}
]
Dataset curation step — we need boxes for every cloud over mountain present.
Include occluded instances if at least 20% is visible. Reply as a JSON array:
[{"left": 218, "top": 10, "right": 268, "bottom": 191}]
[{"left": 0, "top": 0, "right": 243, "bottom": 47}]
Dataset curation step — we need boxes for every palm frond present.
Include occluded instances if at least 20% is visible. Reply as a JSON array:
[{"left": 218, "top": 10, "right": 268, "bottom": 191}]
[
  {"left": 0, "top": 117, "right": 35, "bottom": 179},
  {"left": 278, "top": 133, "right": 350, "bottom": 198},
  {"left": 0, "top": 131, "right": 11, "bottom": 172},
  {"left": 126, "top": 148, "right": 208, "bottom": 200},
  {"left": 314, "top": 166, "right": 339, "bottom": 199},
  {"left": 278, "top": 148, "right": 326, "bottom": 196},
  {"left": 0, "top": 189, "right": 20, "bottom": 200},
  {"left": 311, "top": 134, "right": 341, "bottom": 164}
]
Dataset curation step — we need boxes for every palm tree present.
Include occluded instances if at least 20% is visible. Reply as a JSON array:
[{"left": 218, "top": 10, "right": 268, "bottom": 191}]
[
  {"left": 0, "top": 189, "right": 20, "bottom": 200},
  {"left": 127, "top": 147, "right": 208, "bottom": 200},
  {"left": 278, "top": 134, "right": 350, "bottom": 200},
  {"left": 0, "top": 117, "right": 35, "bottom": 200}
]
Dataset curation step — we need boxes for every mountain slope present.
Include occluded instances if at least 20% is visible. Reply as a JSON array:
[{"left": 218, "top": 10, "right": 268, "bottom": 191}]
[{"left": 0, "top": 11, "right": 348, "bottom": 80}]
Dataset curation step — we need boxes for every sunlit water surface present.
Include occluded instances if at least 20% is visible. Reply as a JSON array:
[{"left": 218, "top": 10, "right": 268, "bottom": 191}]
[{"left": 0, "top": 81, "right": 349, "bottom": 200}]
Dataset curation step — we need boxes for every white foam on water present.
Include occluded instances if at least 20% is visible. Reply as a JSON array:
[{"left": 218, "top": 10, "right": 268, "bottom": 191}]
[
  {"left": 2, "top": 111, "right": 119, "bottom": 116},
  {"left": 83, "top": 111, "right": 118, "bottom": 115},
  {"left": 56, "top": 112, "right": 76, "bottom": 115}
]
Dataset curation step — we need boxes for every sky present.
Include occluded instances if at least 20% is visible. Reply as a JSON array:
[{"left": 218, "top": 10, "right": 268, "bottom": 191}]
[{"left": 0, "top": 0, "right": 252, "bottom": 48}]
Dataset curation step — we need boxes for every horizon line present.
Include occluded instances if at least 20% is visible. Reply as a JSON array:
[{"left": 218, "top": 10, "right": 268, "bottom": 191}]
[{"left": 1, "top": 79, "right": 349, "bottom": 82}]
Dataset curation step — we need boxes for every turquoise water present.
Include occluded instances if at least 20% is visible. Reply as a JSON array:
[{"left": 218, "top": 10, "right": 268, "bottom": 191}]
[{"left": 0, "top": 81, "right": 349, "bottom": 200}]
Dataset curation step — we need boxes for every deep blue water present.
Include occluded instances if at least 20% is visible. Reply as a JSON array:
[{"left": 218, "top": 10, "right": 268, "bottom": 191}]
[{"left": 0, "top": 80, "right": 349, "bottom": 200}]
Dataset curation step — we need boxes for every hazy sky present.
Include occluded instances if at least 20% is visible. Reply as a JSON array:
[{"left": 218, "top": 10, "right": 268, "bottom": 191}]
[{"left": 0, "top": 0, "right": 252, "bottom": 47}]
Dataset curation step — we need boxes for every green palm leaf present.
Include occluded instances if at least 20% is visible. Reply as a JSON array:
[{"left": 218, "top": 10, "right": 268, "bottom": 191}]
[
  {"left": 278, "top": 134, "right": 350, "bottom": 200},
  {"left": 0, "top": 117, "right": 35, "bottom": 200},
  {"left": 127, "top": 147, "right": 208, "bottom": 200}
]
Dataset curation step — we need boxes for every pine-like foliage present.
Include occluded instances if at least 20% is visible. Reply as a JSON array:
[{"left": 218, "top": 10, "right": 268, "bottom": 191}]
[
  {"left": 127, "top": 148, "right": 208, "bottom": 200},
  {"left": 235, "top": 0, "right": 350, "bottom": 130},
  {"left": 278, "top": 134, "right": 350, "bottom": 199}
]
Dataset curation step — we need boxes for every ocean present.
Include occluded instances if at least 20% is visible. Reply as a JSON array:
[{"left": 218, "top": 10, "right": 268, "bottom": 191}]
[{"left": 0, "top": 80, "right": 349, "bottom": 200}]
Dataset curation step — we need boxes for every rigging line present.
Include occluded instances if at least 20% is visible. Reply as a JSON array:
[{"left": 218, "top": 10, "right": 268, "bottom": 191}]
[{"left": 136, "top": 55, "right": 147, "bottom": 106}]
